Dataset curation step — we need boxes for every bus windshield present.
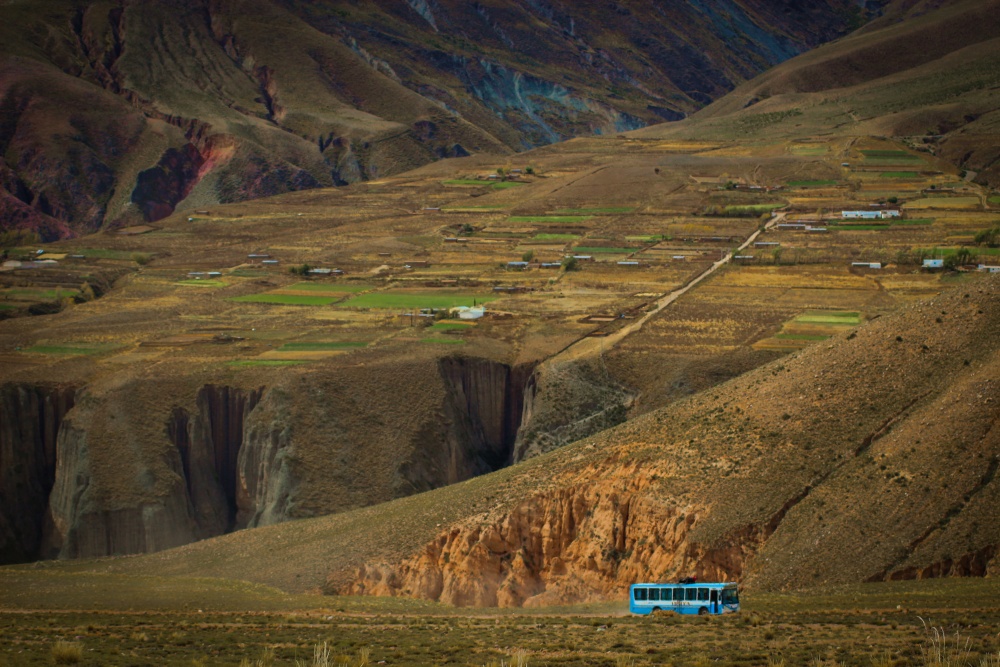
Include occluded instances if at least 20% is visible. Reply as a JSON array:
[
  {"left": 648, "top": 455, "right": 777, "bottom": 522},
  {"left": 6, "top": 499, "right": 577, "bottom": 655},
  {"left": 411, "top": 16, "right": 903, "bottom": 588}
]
[{"left": 721, "top": 588, "right": 739, "bottom": 605}]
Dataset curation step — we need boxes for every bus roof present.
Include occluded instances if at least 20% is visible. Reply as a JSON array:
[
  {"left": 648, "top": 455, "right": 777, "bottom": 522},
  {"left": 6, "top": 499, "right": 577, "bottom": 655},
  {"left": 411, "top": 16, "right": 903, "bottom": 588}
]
[{"left": 630, "top": 582, "right": 736, "bottom": 587}]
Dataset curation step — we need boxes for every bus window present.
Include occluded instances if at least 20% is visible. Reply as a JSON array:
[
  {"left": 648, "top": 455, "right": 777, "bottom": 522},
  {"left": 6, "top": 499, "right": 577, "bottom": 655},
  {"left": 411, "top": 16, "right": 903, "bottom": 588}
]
[
  {"left": 710, "top": 589, "right": 718, "bottom": 603},
  {"left": 634, "top": 588, "right": 647, "bottom": 601},
  {"left": 649, "top": 588, "right": 659, "bottom": 602},
  {"left": 722, "top": 588, "right": 739, "bottom": 605},
  {"left": 698, "top": 588, "right": 709, "bottom": 602},
  {"left": 673, "top": 588, "right": 683, "bottom": 602},
  {"left": 686, "top": 588, "right": 698, "bottom": 601}
]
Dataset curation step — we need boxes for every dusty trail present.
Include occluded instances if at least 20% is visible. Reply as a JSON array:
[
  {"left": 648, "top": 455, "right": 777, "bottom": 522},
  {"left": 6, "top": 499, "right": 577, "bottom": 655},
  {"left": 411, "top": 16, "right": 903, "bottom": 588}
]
[{"left": 551, "top": 212, "right": 784, "bottom": 363}]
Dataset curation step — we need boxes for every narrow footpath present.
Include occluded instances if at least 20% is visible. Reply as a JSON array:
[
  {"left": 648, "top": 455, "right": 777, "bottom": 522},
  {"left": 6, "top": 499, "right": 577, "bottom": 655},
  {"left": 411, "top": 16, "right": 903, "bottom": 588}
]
[{"left": 552, "top": 212, "right": 784, "bottom": 363}]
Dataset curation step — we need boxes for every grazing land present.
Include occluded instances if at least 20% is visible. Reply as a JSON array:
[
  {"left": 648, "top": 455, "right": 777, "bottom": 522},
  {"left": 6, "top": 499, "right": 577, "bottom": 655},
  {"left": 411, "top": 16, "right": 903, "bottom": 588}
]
[{"left": 0, "top": 571, "right": 998, "bottom": 667}]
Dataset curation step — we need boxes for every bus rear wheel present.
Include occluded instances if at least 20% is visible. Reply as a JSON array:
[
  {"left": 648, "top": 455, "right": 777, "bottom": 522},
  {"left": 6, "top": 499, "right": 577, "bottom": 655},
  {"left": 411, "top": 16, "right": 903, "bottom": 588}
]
[{"left": 698, "top": 607, "right": 709, "bottom": 616}]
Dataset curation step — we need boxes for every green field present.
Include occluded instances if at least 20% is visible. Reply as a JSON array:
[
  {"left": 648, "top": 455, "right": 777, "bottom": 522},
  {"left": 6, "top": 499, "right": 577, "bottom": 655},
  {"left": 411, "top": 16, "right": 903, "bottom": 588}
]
[
  {"left": 893, "top": 218, "right": 934, "bottom": 225},
  {"left": 919, "top": 246, "right": 1000, "bottom": 256},
  {"left": 787, "top": 179, "right": 839, "bottom": 186},
  {"left": 0, "top": 303, "right": 19, "bottom": 310},
  {"left": 429, "top": 322, "right": 475, "bottom": 331},
  {"left": 24, "top": 343, "right": 120, "bottom": 355},
  {"left": 989, "top": 196, "right": 1000, "bottom": 204},
  {"left": 231, "top": 294, "right": 342, "bottom": 306},
  {"left": 421, "top": 337, "right": 466, "bottom": 344},
  {"left": 533, "top": 233, "right": 580, "bottom": 240},
  {"left": 723, "top": 203, "right": 784, "bottom": 215},
  {"left": 573, "top": 246, "right": 637, "bottom": 254},
  {"left": 774, "top": 333, "right": 831, "bottom": 341},
  {"left": 861, "top": 150, "right": 921, "bottom": 161},
  {"left": 491, "top": 181, "right": 525, "bottom": 189},
  {"left": 277, "top": 341, "right": 368, "bottom": 351},
  {"left": 832, "top": 224, "right": 891, "bottom": 231},
  {"left": 862, "top": 149, "right": 912, "bottom": 157},
  {"left": 552, "top": 207, "right": 634, "bottom": 214},
  {"left": 905, "top": 197, "right": 981, "bottom": 209},
  {"left": 340, "top": 292, "right": 496, "bottom": 310},
  {"left": 508, "top": 216, "right": 593, "bottom": 224},
  {"left": 284, "top": 282, "right": 371, "bottom": 293},
  {"left": 2, "top": 288, "right": 77, "bottom": 300},
  {"left": 879, "top": 171, "right": 919, "bottom": 178},
  {"left": 796, "top": 311, "right": 862, "bottom": 325}
]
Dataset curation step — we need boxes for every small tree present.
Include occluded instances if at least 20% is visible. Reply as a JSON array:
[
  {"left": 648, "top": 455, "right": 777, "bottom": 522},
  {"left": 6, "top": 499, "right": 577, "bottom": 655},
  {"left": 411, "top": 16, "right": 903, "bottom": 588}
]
[
  {"left": 561, "top": 256, "right": 579, "bottom": 271},
  {"left": 521, "top": 250, "right": 534, "bottom": 262},
  {"left": 953, "top": 247, "right": 973, "bottom": 267},
  {"left": 974, "top": 225, "right": 1000, "bottom": 247}
]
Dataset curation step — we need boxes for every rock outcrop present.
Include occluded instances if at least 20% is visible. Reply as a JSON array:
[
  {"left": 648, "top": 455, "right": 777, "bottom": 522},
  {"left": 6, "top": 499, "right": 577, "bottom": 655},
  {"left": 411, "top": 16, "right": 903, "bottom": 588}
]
[
  {"left": 0, "top": 383, "right": 77, "bottom": 563},
  {"left": 334, "top": 279, "right": 1000, "bottom": 605}
]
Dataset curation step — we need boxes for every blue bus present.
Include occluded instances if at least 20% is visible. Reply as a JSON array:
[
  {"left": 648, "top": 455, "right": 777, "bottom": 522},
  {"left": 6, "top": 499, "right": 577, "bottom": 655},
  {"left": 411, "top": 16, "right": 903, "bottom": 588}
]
[{"left": 629, "top": 582, "right": 739, "bottom": 616}]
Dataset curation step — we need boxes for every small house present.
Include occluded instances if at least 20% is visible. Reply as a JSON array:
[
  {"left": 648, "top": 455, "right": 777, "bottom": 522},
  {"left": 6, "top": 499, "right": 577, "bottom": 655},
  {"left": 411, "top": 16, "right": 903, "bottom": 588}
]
[
  {"left": 617, "top": 261, "right": 640, "bottom": 267},
  {"left": 923, "top": 259, "right": 944, "bottom": 269},
  {"left": 454, "top": 306, "right": 485, "bottom": 320},
  {"left": 261, "top": 259, "right": 279, "bottom": 265},
  {"left": 978, "top": 265, "right": 1000, "bottom": 273},
  {"left": 308, "top": 268, "right": 333, "bottom": 275},
  {"left": 506, "top": 261, "right": 529, "bottom": 269},
  {"left": 852, "top": 262, "right": 882, "bottom": 269},
  {"left": 842, "top": 210, "right": 882, "bottom": 220},
  {"left": 754, "top": 241, "right": 780, "bottom": 247}
]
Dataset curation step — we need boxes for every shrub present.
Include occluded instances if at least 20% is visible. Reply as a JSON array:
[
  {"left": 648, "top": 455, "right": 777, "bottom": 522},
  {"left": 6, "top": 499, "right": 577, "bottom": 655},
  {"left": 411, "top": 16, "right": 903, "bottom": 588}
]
[
  {"left": 131, "top": 252, "right": 152, "bottom": 265},
  {"left": 51, "top": 641, "right": 83, "bottom": 665},
  {"left": 561, "top": 256, "right": 579, "bottom": 271}
]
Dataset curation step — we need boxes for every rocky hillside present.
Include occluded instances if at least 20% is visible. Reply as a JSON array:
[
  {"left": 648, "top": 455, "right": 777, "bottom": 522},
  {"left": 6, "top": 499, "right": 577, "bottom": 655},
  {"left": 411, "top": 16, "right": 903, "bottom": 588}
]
[
  {"left": 74, "top": 275, "right": 1000, "bottom": 603},
  {"left": 330, "top": 277, "right": 1000, "bottom": 605},
  {"left": 0, "top": 0, "right": 878, "bottom": 239},
  {"left": 638, "top": 0, "right": 1000, "bottom": 187},
  {"left": 0, "top": 345, "right": 537, "bottom": 563}
]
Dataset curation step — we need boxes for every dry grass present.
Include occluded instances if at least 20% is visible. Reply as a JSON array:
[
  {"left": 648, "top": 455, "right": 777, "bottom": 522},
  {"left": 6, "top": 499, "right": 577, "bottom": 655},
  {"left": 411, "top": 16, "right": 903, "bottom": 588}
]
[{"left": 50, "top": 641, "right": 83, "bottom": 665}]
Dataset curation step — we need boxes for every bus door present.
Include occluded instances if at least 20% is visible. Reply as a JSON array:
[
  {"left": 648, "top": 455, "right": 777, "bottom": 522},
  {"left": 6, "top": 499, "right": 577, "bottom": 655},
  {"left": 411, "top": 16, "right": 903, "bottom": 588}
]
[{"left": 710, "top": 589, "right": 719, "bottom": 614}]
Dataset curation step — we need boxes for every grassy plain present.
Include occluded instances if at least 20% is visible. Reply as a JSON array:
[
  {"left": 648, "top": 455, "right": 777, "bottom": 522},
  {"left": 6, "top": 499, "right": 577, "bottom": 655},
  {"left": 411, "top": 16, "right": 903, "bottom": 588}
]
[{"left": 0, "top": 571, "right": 998, "bottom": 667}]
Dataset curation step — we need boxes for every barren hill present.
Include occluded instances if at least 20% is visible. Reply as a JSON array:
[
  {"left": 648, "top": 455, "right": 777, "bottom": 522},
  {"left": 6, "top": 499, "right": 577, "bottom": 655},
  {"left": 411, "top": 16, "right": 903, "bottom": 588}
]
[{"left": 0, "top": 0, "right": 877, "bottom": 239}]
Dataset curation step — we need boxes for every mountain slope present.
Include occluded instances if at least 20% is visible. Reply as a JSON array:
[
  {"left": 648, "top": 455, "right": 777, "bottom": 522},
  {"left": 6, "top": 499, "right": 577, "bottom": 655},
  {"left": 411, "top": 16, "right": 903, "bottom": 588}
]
[
  {"left": 632, "top": 0, "right": 1000, "bottom": 187},
  {"left": 72, "top": 275, "right": 1000, "bottom": 602},
  {"left": 0, "top": 0, "right": 877, "bottom": 239}
]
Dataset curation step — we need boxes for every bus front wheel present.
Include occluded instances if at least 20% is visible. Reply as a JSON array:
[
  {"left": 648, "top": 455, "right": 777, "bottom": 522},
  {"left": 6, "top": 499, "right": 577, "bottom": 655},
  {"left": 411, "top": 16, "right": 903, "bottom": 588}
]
[{"left": 698, "top": 607, "right": 709, "bottom": 616}]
